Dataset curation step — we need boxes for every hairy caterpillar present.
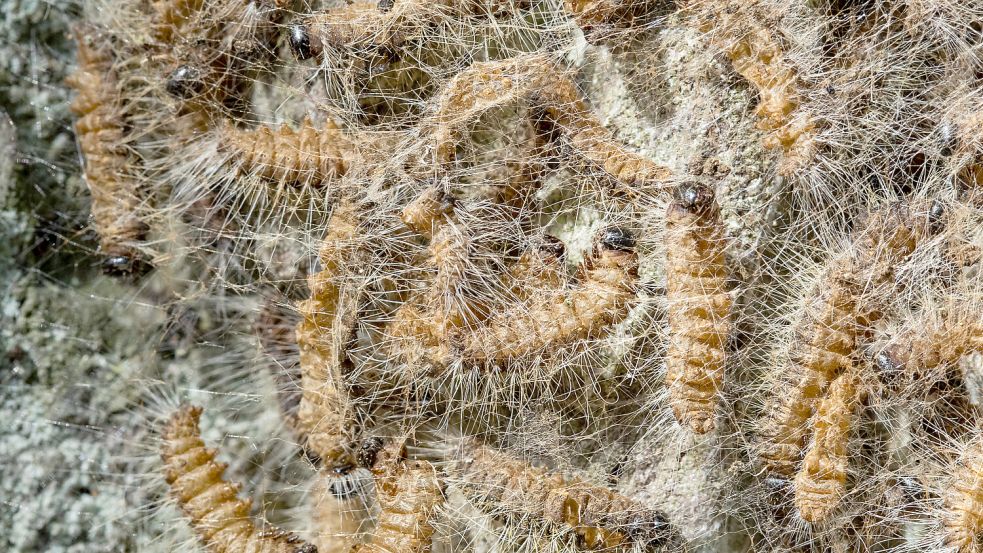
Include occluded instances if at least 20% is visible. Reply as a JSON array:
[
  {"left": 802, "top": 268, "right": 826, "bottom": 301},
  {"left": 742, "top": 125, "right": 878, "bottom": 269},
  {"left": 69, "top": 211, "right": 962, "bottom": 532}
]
[
  {"left": 689, "top": 4, "right": 815, "bottom": 174},
  {"left": 160, "top": 405, "right": 316, "bottom": 553},
  {"left": 66, "top": 31, "right": 149, "bottom": 274},
  {"left": 220, "top": 117, "right": 358, "bottom": 187},
  {"left": 664, "top": 183, "right": 732, "bottom": 434},
  {"left": 390, "top": 187, "right": 489, "bottom": 368},
  {"left": 502, "top": 236, "right": 567, "bottom": 303},
  {"left": 876, "top": 309, "right": 983, "bottom": 388},
  {"left": 757, "top": 205, "right": 935, "bottom": 476},
  {"left": 942, "top": 437, "right": 983, "bottom": 552},
  {"left": 354, "top": 439, "right": 445, "bottom": 553},
  {"left": 451, "top": 441, "right": 675, "bottom": 550},
  {"left": 458, "top": 226, "right": 638, "bottom": 363},
  {"left": 430, "top": 57, "right": 672, "bottom": 192},
  {"left": 295, "top": 203, "right": 366, "bottom": 466},
  {"left": 152, "top": 0, "right": 205, "bottom": 42},
  {"left": 793, "top": 369, "right": 861, "bottom": 523},
  {"left": 564, "top": 0, "right": 669, "bottom": 36}
]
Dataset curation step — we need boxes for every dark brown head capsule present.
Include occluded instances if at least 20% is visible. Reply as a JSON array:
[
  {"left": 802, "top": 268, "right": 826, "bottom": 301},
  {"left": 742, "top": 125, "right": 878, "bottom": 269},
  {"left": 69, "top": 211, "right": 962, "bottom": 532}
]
[
  {"left": 357, "top": 437, "right": 384, "bottom": 469},
  {"left": 537, "top": 235, "right": 566, "bottom": 260},
  {"left": 165, "top": 65, "right": 204, "bottom": 99},
  {"left": 674, "top": 182, "right": 715, "bottom": 214},
  {"left": 928, "top": 199, "right": 946, "bottom": 234},
  {"left": 289, "top": 23, "right": 319, "bottom": 60},
  {"left": 102, "top": 254, "right": 150, "bottom": 276},
  {"left": 377, "top": 0, "right": 395, "bottom": 11},
  {"left": 598, "top": 227, "right": 636, "bottom": 252}
]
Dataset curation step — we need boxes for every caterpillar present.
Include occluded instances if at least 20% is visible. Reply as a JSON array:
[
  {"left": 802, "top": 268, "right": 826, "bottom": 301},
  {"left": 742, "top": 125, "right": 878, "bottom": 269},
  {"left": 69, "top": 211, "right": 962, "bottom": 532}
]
[
  {"left": 564, "top": 0, "right": 668, "bottom": 37},
  {"left": 220, "top": 118, "right": 357, "bottom": 187},
  {"left": 457, "top": 226, "right": 639, "bottom": 363},
  {"left": 664, "top": 183, "right": 732, "bottom": 434},
  {"left": 152, "top": 0, "right": 204, "bottom": 42},
  {"left": 876, "top": 309, "right": 983, "bottom": 388},
  {"left": 451, "top": 441, "right": 675, "bottom": 550},
  {"left": 688, "top": 4, "right": 816, "bottom": 174},
  {"left": 942, "top": 437, "right": 983, "bottom": 552},
  {"left": 793, "top": 369, "right": 861, "bottom": 523},
  {"left": 757, "top": 205, "right": 935, "bottom": 476},
  {"left": 502, "top": 236, "right": 567, "bottom": 304},
  {"left": 430, "top": 57, "right": 672, "bottom": 192},
  {"left": 295, "top": 202, "right": 366, "bottom": 466},
  {"left": 66, "top": 31, "right": 149, "bottom": 274},
  {"left": 160, "top": 405, "right": 316, "bottom": 553},
  {"left": 354, "top": 439, "right": 445, "bottom": 553},
  {"left": 390, "top": 188, "right": 488, "bottom": 368}
]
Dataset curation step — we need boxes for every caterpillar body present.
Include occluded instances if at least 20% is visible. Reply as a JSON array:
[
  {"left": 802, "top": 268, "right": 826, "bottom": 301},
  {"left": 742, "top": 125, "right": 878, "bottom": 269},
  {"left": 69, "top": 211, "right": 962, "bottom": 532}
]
[
  {"left": 452, "top": 441, "right": 675, "bottom": 550},
  {"left": 502, "top": 236, "right": 567, "bottom": 304},
  {"left": 943, "top": 437, "right": 983, "bottom": 552},
  {"left": 160, "top": 406, "right": 316, "bottom": 553},
  {"left": 664, "top": 183, "right": 732, "bottom": 434},
  {"left": 793, "top": 369, "right": 861, "bottom": 523},
  {"left": 296, "top": 203, "right": 365, "bottom": 466},
  {"left": 355, "top": 459, "right": 445, "bottom": 553},
  {"left": 458, "top": 227, "right": 639, "bottom": 363},
  {"left": 877, "top": 310, "right": 983, "bottom": 386},
  {"left": 757, "top": 206, "right": 933, "bottom": 476},
  {"left": 66, "top": 32, "right": 149, "bottom": 274},
  {"left": 431, "top": 57, "right": 671, "bottom": 192},
  {"left": 220, "top": 118, "right": 357, "bottom": 187}
]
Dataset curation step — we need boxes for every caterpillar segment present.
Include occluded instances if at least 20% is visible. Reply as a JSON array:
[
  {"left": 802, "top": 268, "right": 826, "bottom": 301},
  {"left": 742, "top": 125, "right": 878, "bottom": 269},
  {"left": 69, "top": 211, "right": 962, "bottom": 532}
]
[
  {"left": 689, "top": 4, "right": 815, "bottom": 174},
  {"left": 66, "top": 32, "right": 149, "bottom": 274},
  {"left": 160, "top": 406, "right": 317, "bottom": 553},
  {"left": 502, "top": 236, "right": 567, "bottom": 304},
  {"left": 220, "top": 118, "right": 357, "bottom": 187},
  {"left": 757, "top": 205, "right": 934, "bottom": 477},
  {"left": 943, "top": 438, "right": 983, "bottom": 552},
  {"left": 664, "top": 183, "right": 732, "bottom": 434},
  {"left": 793, "top": 369, "right": 862, "bottom": 523},
  {"left": 452, "top": 442, "right": 675, "bottom": 550},
  {"left": 296, "top": 203, "right": 365, "bottom": 466},
  {"left": 430, "top": 57, "right": 671, "bottom": 192},
  {"left": 876, "top": 310, "right": 983, "bottom": 386},
  {"left": 152, "top": 0, "right": 206, "bottom": 42},
  {"left": 564, "top": 0, "right": 667, "bottom": 35},
  {"left": 457, "top": 226, "right": 639, "bottom": 363}
]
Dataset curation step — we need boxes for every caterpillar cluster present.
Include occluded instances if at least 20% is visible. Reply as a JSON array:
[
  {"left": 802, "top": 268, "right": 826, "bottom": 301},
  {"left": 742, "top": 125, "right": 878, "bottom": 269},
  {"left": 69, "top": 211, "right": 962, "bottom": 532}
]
[{"left": 51, "top": 0, "right": 983, "bottom": 551}]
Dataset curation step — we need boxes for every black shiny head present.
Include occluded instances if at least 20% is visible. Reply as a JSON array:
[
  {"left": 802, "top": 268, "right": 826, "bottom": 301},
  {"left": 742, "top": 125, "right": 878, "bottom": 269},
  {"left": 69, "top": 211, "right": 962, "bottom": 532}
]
[
  {"left": 537, "top": 235, "right": 566, "bottom": 260},
  {"left": 875, "top": 348, "right": 904, "bottom": 376},
  {"left": 165, "top": 65, "right": 204, "bottom": 99},
  {"left": 357, "top": 437, "right": 384, "bottom": 468},
  {"left": 289, "top": 24, "right": 316, "bottom": 60},
  {"left": 598, "top": 227, "right": 636, "bottom": 253},
  {"left": 674, "top": 182, "right": 715, "bottom": 214},
  {"left": 102, "top": 254, "right": 150, "bottom": 276},
  {"left": 295, "top": 544, "right": 318, "bottom": 553},
  {"left": 378, "top": 0, "right": 395, "bottom": 11},
  {"left": 928, "top": 199, "right": 946, "bottom": 234}
]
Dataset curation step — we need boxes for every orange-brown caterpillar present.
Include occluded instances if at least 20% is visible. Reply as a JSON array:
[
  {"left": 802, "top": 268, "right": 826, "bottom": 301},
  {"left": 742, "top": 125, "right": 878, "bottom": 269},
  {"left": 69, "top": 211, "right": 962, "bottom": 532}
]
[
  {"left": 220, "top": 118, "right": 357, "bottom": 187},
  {"left": 564, "top": 0, "right": 668, "bottom": 36},
  {"left": 295, "top": 203, "right": 365, "bottom": 466},
  {"left": 160, "top": 405, "right": 316, "bottom": 553},
  {"left": 452, "top": 441, "right": 675, "bottom": 550},
  {"left": 793, "top": 369, "right": 861, "bottom": 523},
  {"left": 942, "top": 437, "right": 983, "bottom": 552},
  {"left": 664, "top": 183, "right": 732, "bottom": 434},
  {"left": 458, "top": 227, "right": 638, "bottom": 363},
  {"left": 689, "top": 5, "right": 816, "bottom": 174},
  {"left": 66, "top": 31, "right": 149, "bottom": 274},
  {"left": 502, "top": 236, "right": 567, "bottom": 304},
  {"left": 390, "top": 188, "right": 488, "bottom": 368},
  {"left": 757, "top": 205, "right": 934, "bottom": 476},
  {"left": 431, "top": 57, "right": 672, "bottom": 192},
  {"left": 152, "top": 0, "right": 205, "bottom": 42},
  {"left": 876, "top": 309, "right": 983, "bottom": 387},
  {"left": 354, "top": 440, "right": 445, "bottom": 553}
]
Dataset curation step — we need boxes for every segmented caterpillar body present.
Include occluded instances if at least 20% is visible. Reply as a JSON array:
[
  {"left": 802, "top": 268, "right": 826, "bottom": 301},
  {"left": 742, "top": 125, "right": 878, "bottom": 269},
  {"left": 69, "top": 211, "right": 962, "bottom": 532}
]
[
  {"left": 502, "top": 237, "right": 566, "bottom": 303},
  {"left": 431, "top": 57, "right": 671, "bottom": 192},
  {"left": 220, "top": 118, "right": 356, "bottom": 187},
  {"left": 296, "top": 203, "right": 365, "bottom": 466},
  {"left": 160, "top": 406, "right": 316, "bottom": 553},
  {"left": 793, "top": 369, "right": 861, "bottom": 523},
  {"left": 877, "top": 310, "right": 983, "bottom": 385},
  {"left": 66, "top": 33, "right": 148, "bottom": 273},
  {"left": 152, "top": 0, "right": 205, "bottom": 42},
  {"left": 452, "top": 442, "right": 674, "bottom": 550},
  {"left": 943, "top": 438, "right": 983, "bottom": 552},
  {"left": 458, "top": 227, "right": 638, "bottom": 363},
  {"left": 758, "top": 206, "right": 932, "bottom": 476},
  {"left": 355, "top": 460, "right": 445, "bottom": 553},
  {"left": 664, "top": 183, "right": 731, "bottom": 434}
]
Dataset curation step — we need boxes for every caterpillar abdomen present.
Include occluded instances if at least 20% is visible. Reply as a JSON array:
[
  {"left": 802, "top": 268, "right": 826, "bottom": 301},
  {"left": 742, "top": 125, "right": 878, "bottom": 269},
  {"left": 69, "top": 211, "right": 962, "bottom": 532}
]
[
  {"left": 221, "top": 118, "right": 355, "bottom": 186},
  {"left": 459, "top": 227, "right": 638, "bottom": 362},
  {"left": 942, "top": 439, "right": 983, "bottom": 551},
  {"left": 664, "top": 183, "right": 731, "bottom": 434},
  {"left": 793, "top": 370, "right": 860, "bottom": 523},
  {"left": 356, "top": 460, "right": 444, "bottom": 553},
  {"left": 160, "top": 406, "right": 316, "bottom": 553},
  {"left": 66, "top": 33, "right": 148, "bottom": 273}
]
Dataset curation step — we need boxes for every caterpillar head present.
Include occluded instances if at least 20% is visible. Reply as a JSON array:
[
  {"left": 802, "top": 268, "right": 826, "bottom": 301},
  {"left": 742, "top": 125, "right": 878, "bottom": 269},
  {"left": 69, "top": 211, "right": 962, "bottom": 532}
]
[
  {"left": 536, "top": 234, "right": 566, "bottom": 262},
  {"left": 672, "top": 182, "right": 716, "bottom": 216},
  {"left": 102, "top": 252, "right": 151, "bottom": 277},
  {"left": 589, "top": 226, "right": 638, "bottom": 273},
  {"left": 288, "top": 23, "right": 321, "bottom": 60}
]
